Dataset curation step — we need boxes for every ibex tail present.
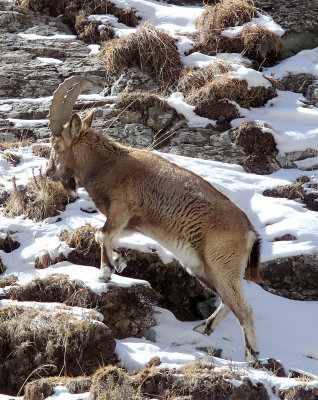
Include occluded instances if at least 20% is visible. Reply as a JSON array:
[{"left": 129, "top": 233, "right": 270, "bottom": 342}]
[{"left": 245, "top": 236, "right": 262, "bottom": 282}]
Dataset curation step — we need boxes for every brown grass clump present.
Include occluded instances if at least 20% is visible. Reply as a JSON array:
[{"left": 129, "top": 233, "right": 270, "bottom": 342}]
[
  {"left": 178, "top": 60, "right": 233, "bottom": 96},
  {"left": 74, "top": 11, "right": 114, "bottom": 44},
  {"left": 34, "top": 251, "right": 66, "bottom": 269},
  {"left": 0, "top": 140, "right": 31, "bottom": 151},
  {"left": 263, "top": 176, "right": 318, "bottom": 212},
  {"left": 0, "top": 275, "right": 18, "bottom": 288},
  {"left": 4, "top": 170, "right": 76, "bottom": 222},
  {"left": 186, "top": 73, "right": 277, "bottom": 110},
  {"left": 89, "top": 361, "right": 269, "bottom": 400},
  {"left": 196, "top": 0, "right": 257, "bottom": 40},
  {"left": 32, "top": 144, "right": 51, "bottom": 159},
  {"left": 101, "top": 22, "right": 183, "bottom": 88},
  {"left": 63, "top": 0, "right": 139, "bottom": 44},
  {"left": 60, "top": 225, "right": 100, "bottom": 267},
  {"left": 0, "top": 305, "right": 116, "bottom": 395},
  {"left": 1, "top": 152, "right": 21, "bottom": 167},
  {"left": 24, "top": 376, "right": 92, "bottom": 400},
  {"left": 9, "top": 274, "right": 97, "bottom": 307},
  {"left": 7, "top": 273, "right": 158, "bottom": 340},
  {"left": 238, "top": 25, "right": 283, "bottom": 66}
]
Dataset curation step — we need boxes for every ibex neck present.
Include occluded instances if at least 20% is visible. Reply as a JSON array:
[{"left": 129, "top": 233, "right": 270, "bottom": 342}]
[{"left": 72, "top": 130, "right": 129, "bottom": 187}]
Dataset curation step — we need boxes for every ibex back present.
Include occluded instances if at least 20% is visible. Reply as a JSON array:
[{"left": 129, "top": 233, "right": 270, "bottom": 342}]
[{"left": 46, "top": 76, "right": 261, "bottom": 361}]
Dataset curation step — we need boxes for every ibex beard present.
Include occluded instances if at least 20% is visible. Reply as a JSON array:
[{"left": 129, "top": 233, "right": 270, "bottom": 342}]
[{"left": 46, "top": 76, "right": 262, "bottom": 362}]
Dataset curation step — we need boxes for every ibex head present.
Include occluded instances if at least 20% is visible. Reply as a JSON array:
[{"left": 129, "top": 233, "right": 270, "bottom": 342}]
[{"left": 46, "top": 76, "right": 102, "bottom": 191}]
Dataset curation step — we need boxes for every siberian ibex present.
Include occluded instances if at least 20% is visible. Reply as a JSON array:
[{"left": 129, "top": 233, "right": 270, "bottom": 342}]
[{"left": 46, "top": 76, "right": 261, "bottom": 361}]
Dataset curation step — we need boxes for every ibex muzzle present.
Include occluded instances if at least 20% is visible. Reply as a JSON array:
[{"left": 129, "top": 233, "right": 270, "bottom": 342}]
[{"left": 46, "top": 76, "right": 262, "bottom": 362}]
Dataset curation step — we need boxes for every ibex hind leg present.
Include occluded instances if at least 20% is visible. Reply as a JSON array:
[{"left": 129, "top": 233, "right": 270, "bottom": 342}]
[{"left": 213, "top": 271, "right": 259, "bottom": 361}]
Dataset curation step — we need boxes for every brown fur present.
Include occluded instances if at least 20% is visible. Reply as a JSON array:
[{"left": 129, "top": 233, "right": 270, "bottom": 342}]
[{"left": 46, "top": 110, "right": 261, "bottom": 361}]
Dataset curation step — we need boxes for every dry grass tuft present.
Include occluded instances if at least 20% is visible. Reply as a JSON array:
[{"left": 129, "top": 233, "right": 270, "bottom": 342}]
[
  {"left": 186, "top": 73, "right": 277, "bottom": 110},
  {"left": 63, "top": 0, "right": 139, "bottom": 43},
  {"left": 4, "top": 170, "right": 76, "bottom": 222},
  {"left": 196, "top": 0, "right": 257, "bottom": 40},
  {"left": 34, "top": 251, "right": 66, "bottom": 269},
  {"left": 74, "top": 11, "right": 114, "bottom": 44},
  {"left": 263, "top": 176, "right": 318, "bottom": 212},
  {"left": 238, "top": 25, "right": 283, "bottom": 66},
  {"left": 0, "top": 275, "right": 17, "bottom": 288},
  {"left": 1, "top": 152, "right": 21, "bottom": 167},
  {"left": 32, "top": 144, "right": 51, "bottom": 159},
  {"left": 0, "top": 140, "right": 31, "bottom": 151},
  {"left": 178, "top": 60, "right": 233, "bottom": 97},
  {"left": 24, "top": 376, "right": 92, "bottom": 400},
  {"left": 60, "top": 225, "right": 100, "bottom": 267},
  {"left": 101, "top": 22, "right": 183, "bottom": 88},
  {"left": 0, "top": 305, "right": 116, "bottom": 395},
  {"left": 9, "top": 274, "right": 97, "bottom": 308}
]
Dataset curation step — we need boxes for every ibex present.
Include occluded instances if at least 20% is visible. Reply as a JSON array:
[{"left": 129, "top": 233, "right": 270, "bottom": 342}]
[{"left": 46, "top": 76, "right": 261, "bottom": 361}]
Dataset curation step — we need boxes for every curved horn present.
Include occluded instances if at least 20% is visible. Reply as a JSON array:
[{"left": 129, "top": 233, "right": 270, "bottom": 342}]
[{"left": 49, "top": 76, "right": 103, "bottom": 136}]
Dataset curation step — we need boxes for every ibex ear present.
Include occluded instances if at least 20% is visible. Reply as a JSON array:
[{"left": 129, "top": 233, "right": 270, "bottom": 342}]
[
  {"left": 70, "top": 114, "right": 82, "bottom": 136},
  {"left": 62, "top": 114, "right": 82, "bottom": 146},
  {"left": 82, "top": 110, "right": 95, "bottom": 130}
]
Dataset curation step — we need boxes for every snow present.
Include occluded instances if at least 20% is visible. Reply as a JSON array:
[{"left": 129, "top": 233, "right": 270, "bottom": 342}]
[
  {"left": 1, "top": 0, "right": 318, "bottom": 395},
  {"left": 36, "top": 57, "right": 64, "bottom": 65},
  {"left": 265, "top": 47, "right": 318, "bottom": 79}
]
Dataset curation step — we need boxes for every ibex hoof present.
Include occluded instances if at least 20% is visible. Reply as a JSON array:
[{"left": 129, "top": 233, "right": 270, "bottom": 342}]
[
  {"left": 98, "top": 265, "right": 113, "bottom": 282},
  {"left": 193, "top": 323, "right": 212, "bottom": 336},
  {"left": 113, "top": 253, "right": 127, "bottom": 273}
]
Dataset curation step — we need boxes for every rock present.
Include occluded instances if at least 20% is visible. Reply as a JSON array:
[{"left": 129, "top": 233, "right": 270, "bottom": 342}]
[
  {"left": 260, "top": 253, "right": 318, "bottom": 300},
  {"left": 147, "top": 107, "right": 175, "bottom": 132},
  {"left": 242, "top": 153, "right": 281, "bottom": 175},
  {"left": 255, "top": 0, "right": 318, "bottom": 57},
  {"left": 230, "top": 122, "right": 278, "bottom": 156},
  {"left": 106, "top": 67, "right": 160, "bottom": 95},
  {"left": 123, "top": 123, "right": 154, "bottom": 148}
]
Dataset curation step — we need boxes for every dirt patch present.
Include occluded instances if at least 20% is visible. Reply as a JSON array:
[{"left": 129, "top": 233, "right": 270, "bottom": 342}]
[
  {"left": 8, "top": 274, "right": 158, "bottom": 340},
  {"left": 0, "top": 305, "right": 116, "bottom": 395},
  {"left": 230, "top": 121, "right": 277, "bottom": 155},
  {"left": 263, "top": 176, "right": 318, "bottom": 212},
  {"left": 4, "top": 170, "right": 77, "bottom": 221},
  {"left": 101, "top": 22, "right": 183, "bottom": 89},
  {"left": 0, "top": 233, "right": 20, "bottom": 253}
]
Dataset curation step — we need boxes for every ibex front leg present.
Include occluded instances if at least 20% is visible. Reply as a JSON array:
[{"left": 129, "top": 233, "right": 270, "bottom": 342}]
[{"left": 95, "top": 206, "right": 130, "bottom": 282}]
